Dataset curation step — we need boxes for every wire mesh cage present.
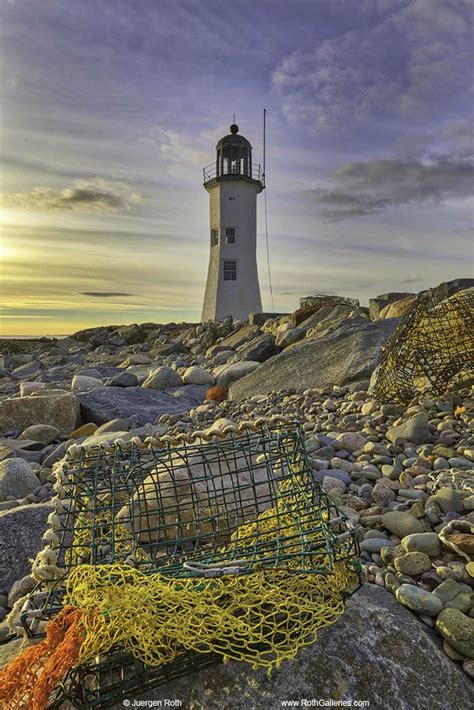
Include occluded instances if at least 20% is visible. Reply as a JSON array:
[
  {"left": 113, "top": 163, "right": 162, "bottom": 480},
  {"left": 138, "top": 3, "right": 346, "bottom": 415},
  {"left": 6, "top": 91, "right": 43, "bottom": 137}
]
[
  {"left": 370, "top": 287, "right": 474, "bottom": 406},
  {"left": 21, "top": 422, "right": 361, "bottom": 709}
]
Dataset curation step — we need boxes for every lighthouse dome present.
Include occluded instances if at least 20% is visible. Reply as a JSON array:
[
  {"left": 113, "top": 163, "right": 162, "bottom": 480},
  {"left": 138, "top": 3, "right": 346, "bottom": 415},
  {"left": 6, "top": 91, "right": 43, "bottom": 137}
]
[
  {"left": 216, "top": 124, "right": 252, "bottom": 150},
  {"left": 215, "top": 124, "right": 253, "bottom": 178}
]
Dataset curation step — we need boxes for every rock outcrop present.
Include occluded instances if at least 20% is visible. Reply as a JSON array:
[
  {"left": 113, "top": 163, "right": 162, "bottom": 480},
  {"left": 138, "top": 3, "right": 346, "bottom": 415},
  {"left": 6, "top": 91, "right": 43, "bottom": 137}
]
[
  {"left": 120, "top": 585, "right": 472, "bottom": 710},
  {"left": 229, "top": 318, "right": 398, "bottom": 399}
]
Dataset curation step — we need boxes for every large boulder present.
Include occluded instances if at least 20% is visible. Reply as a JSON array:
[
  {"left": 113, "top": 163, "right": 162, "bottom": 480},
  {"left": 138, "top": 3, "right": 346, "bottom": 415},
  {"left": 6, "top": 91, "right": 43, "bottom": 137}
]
[
  {"left": 0, "top": 503, "right": 53, "bottom": 592},
  {"left": 424, "top": 277, "right": 474, "bottom": 304},
  {"left": 380, "top": 295, "right": 417, "bottom": 319},
  {"left": 0, "top": 390, "right": 80, "bottom": 434},
  {"left": 369, "top": 292, "right": 413, "bottom": 320},
  {"left": 122, "top": 585, "right": 471, "bottom": 710},
  {"left": 230, "top": 319, "right": 398, "bottom": 400},
  {"left": 77, "top": 386, "right": 206, "bottom": 427}
]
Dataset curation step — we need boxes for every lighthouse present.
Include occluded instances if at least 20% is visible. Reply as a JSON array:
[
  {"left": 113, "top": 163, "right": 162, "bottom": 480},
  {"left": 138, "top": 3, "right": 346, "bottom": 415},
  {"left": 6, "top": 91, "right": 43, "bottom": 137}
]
[{"left": 201, "top": 123, "right": 263, "bottom": 321}]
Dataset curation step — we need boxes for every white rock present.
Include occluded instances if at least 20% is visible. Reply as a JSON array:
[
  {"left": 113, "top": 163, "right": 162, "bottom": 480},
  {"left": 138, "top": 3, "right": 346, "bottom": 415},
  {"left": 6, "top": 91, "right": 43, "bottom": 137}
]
[
  {"left": 183, "top": 367, "right": 215, "bottom": 386},
  {"left": 71, "top": 375, "right": 106, "bottom": 391}
]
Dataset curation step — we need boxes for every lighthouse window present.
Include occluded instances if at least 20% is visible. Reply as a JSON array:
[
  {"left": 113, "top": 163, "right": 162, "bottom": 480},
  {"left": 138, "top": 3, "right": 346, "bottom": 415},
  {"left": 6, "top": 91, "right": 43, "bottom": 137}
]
[
  {"left": 223, "top": 260, "right": 237, "bottom": 281},
  {"left": 211, "top": 228, "right": 219, "bottom": 246},
  {"left": 225, "top": 228, "right": 236, "bottom": 244}
]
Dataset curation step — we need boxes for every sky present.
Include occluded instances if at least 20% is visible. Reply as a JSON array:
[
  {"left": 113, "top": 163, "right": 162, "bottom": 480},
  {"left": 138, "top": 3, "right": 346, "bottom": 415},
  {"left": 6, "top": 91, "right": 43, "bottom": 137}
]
[{"left": 0, "top": 0, "right": 473, "bottom": 335}]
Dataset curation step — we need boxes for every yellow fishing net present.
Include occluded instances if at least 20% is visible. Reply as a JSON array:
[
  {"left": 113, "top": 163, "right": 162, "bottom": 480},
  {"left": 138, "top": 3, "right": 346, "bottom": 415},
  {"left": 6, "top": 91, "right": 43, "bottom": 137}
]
[{"left": 0, "top": 423, "right": 361, "bottom": 709}]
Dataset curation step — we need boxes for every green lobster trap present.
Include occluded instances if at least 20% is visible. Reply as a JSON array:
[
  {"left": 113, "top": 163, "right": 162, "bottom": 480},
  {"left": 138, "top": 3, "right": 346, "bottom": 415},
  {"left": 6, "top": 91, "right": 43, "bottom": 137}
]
[
  {"left": 14, "top": 420, "right": 360, "bottom": 709},
  {"left": 370, "top": 287, "right": 474, "bottom": 405}
]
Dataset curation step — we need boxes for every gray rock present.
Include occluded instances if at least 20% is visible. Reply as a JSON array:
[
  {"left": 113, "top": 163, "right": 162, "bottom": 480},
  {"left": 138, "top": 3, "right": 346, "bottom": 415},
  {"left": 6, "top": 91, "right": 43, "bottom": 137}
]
[
  {"left": 381, "top": 511, "right": 424, "bottom": 538},
  {"left": 401, "top": 533, "right": 440, "bottom": 557},
  {"left": 436, "top": 608, "right": 474, "bottom": 658},
  {"left": 396, "top": 584, "right": 443, "bottom": 616},
  {"left": 18, "top": 424, "right": 60, "bottom": 445},
  {"left": 0, "top": 503, "right": 53, "bottom": 592},
  {"left": 107, "top": 371, "right": 139, "bottom": 387},
  {"left": 82, "top": 431, "right": 132, "bottom": 448},
  {"left": 217, "top": 361, "right": 261, "bottom": 388},
  {"left": 219, "top": 325, "right": 261, "bottom": 350},
  {"left": 0, "top": 459, "right": 41, "bottom": 502},
  {"left": 229, "top": 319, "right": 398, "bottom": 399},
  {"left": 386, "top": 416, "right": 432, "bottom": 445},
  {"left": 11, "top": 360, "right": 41, "bottom": 379},
  {"left": 95, "top": 418, "right": 130, "bottom": 434},
  {"left": 0, "top": 390, "right": 80, "bottom": 434},
  {"left": 78, "top": 386, "right": 205, "bottom": 427},
  {"left": 71, "top": 374, "right": 105, "bottom": 391},
  {"left": 434, "top": 487, "right": 463, "bottom": 513},
  {"left": 312, "top": 469, "right": 351, "bottom": 485},
  {"left": 394, "top": 551, "right": 432, "bottom": 576},
  {"left": 433, "top": 579, "right": 472, "bottom": 603},
  {"left": 369, "top": 292, "right": 414, "bottom": 320},
  {"left": 275, "top": 328, "right": 305, "bottom": 348},
  {"left": 122, "top": 585, "right": 472, "bottom": 710},
  {"left": 360, "top": 538, "right": 396, "bottom": 553},
  {"left": 142, "top": 367, "right": 183, "bottom": 390},
  {"left": 235, "top": 334, "right": 280, "bottom": 363},
  {"left": 182, "top": 367, "right": 215, "bottom": 386}
]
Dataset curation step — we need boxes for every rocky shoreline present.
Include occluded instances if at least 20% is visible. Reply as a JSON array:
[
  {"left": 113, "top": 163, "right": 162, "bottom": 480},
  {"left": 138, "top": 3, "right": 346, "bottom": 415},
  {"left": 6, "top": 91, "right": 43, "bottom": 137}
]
[{"left": 0, "top": 279, "right": 473, "bottom": 698}]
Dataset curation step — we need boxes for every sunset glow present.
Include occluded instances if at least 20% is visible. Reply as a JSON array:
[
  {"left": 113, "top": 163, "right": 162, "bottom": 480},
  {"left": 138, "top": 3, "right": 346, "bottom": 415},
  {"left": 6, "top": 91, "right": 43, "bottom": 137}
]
[{"left": 1, "top": 1, "right": 472, "bottom": 336}]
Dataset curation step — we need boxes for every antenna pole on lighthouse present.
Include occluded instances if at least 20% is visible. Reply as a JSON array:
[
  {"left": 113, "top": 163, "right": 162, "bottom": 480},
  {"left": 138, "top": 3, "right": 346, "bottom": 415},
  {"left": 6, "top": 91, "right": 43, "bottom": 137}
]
[{"left": 263, "top": 108, "right": 266, "bottom": 188}]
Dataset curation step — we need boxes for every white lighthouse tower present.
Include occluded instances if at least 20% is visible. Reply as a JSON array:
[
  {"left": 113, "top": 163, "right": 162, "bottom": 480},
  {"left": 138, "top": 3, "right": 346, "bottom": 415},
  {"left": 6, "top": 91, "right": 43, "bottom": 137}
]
[{"left": 201, "top": 123, "right": 263, "bottom": 321}]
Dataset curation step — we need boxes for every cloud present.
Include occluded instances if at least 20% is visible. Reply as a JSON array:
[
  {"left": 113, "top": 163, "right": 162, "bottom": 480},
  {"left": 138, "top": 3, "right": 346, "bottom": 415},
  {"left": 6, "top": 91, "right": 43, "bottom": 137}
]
[
  {"left": 79, "top": 292, "right": 136, "bottom": 298},
  {"left": 306, "top": 154, "right": 474, "bottom": 220},
  {"left": 273, "top": 0, "right": 473, "bottom": 133},
  {"left": 0, "top": 178, "right": 145, "bottom": 212},
  {"left": 400, "top": 277, "right": 422, "bottom": 283}
]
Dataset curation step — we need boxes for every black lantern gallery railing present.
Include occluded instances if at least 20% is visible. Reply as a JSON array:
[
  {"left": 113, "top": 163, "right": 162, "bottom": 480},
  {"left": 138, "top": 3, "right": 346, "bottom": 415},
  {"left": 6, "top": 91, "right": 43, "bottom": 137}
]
[{"left": 203, "top": 162, "right": 263, "bottom": 184}]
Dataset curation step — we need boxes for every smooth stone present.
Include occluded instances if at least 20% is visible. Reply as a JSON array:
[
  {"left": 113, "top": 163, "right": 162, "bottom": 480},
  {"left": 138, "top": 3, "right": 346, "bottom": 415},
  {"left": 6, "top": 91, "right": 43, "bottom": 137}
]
[
  {"left": 360, "top": 538, "right": 396, "bottom": 553},
  {"left": 433, "top": 579, "right": 472, "bottom": 604},
  {"left": 436, "top": 608, "right": 474, "bottom": 658},
  {"left": 142, "top": 366, "right": 183, "bottom": 390},
  {"left": 381, "top": 511, "right": 424, "bottom": 538},
  {"left": 0, "top": 459, "right": 41, "bottom": 502},
  {"left": 387, "top": 417, "right": 432, "bottom": 445},
  {"left": 70, "top": 423, "right": 98, "bottom": 438},
  {"left": 401, "top": 533, "right": 441, "bottom": 557},
  {"left": 312, "top": 469, "right": 351, "bottom": 485},
  {"left": 18, "top": 424, "right": 60, "bottom": 445},
  {"left": 394, "top": 552, "right": 432, "bottom": 576},
  {"left": 107, "top": 371, "right": 139, "bottom": 388},
  {"left": 94, "top": 419, "right": 130, "bottom": 434},
  {"left": 182, "top": 367, "right": 215, "bottom": 386},
  {"left": 396, "top": 584, "right": 443, "bottom": 616},
  {"left": 434, "top": 487, "right": 463, "bottom": 513},
  {"left": 71, "top": 374, "right": 105, "bottom": 391}
]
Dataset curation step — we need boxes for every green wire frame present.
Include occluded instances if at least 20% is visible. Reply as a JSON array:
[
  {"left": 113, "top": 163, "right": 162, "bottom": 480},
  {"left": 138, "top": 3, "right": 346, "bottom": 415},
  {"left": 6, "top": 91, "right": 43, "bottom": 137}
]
[{"left": 22, "top": 424, "right": 361, "bottom": 708}]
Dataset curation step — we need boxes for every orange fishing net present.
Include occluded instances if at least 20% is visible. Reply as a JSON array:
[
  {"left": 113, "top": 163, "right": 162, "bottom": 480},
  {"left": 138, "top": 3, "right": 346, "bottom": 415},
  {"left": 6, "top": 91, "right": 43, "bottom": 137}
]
[{"left": 0, "top": 605, "right": 84, "bottom": 710}]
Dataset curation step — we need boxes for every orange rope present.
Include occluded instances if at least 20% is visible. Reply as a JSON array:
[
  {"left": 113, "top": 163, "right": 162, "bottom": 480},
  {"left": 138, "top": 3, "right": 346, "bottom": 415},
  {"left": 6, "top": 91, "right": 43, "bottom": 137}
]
[{"left": 0, "top": 605, "right": 85, "bottom": 710}]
